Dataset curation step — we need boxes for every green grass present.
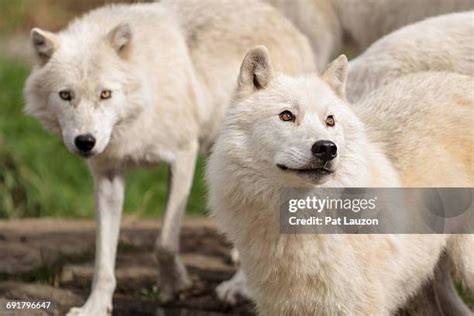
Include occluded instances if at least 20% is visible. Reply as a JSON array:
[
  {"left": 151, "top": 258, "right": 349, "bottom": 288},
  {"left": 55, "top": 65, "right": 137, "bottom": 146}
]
[
  {"left": 456, "top": 281, "right": 474, "bottom": 309},
  {"left": 0, "top": 57, "right": 207, "bottom": 218}
]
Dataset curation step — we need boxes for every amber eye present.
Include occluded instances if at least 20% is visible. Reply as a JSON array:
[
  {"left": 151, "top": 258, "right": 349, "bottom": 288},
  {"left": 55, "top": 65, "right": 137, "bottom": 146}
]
[
  {"left": 100, "top": 90, "right": 112, "bottom": 100},
  {"left": 326, "top": 115, "right": 335, "bottom": 127},
  {"left": 279, "top": 110, "right": 295, "bottom": 122},
  {"left": 59, "top": 90, "right": 73, "bottom": 101}
]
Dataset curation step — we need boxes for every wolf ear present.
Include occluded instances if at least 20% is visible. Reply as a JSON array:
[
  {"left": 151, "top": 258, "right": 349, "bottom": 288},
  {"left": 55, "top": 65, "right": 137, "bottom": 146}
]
[
  {"left": 31, "top": 28, "right": 58, "bottom": 66},
  {"left": 321, "top": 54, "right": 348, "bottom": 99},
  {"left": 237, "top": 46, "right": 274, "bottom": 96},
  {"left": 107, "top": 23, "right": 132, "bottom": 58}
]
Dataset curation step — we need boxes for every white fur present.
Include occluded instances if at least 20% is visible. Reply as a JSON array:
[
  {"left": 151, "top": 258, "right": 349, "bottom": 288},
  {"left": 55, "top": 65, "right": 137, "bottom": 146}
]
[
  {"left": 24, "top": 2, "right": 314, "bottom": 315},
  {"left": 348, "top": 11, "right": 474, "bottom": 102},
  {"left": 206, "top": 50, "right": 474, "bottom": 315},
  {"left": 216, "top": 269, "right": 252, "bottom": 304},
  {"left": 267, "top": 0, "right": 474, "bottom": 70},
  {"left": 218, "top": 12, "right": 474, "bottom": 308}
]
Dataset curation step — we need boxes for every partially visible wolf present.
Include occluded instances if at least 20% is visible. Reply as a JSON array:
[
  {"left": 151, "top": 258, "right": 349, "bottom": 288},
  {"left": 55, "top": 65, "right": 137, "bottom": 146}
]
[
  {"left": 348, "top": 11, "right": 474, "bottom": 101},
  {"left": 24, "top": 1, "right": 314, "bottom": 315},
  {"left": 267, "top": 0, "right": 474, "bottom": 70},
  {"left": 207, "top": 47, "right": 474, "bottom": 315}
]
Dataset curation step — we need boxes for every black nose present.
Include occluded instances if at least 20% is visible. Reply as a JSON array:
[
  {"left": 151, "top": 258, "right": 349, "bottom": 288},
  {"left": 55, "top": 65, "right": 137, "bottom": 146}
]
[
  {"left": 75, "top": 134, "right": 96, "bottom": 153},
  {"left": 312, "top": 140, "right": 337, "bottom": 162}
]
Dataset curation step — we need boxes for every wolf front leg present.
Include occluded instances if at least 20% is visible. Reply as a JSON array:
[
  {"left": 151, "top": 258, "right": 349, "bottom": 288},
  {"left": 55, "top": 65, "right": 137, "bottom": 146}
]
[
  {"left": 67, "top": 168, "right": 125, "bottom": 316},
  {"left": 155, "top": 141, "right": 199, "bottom": 302}
]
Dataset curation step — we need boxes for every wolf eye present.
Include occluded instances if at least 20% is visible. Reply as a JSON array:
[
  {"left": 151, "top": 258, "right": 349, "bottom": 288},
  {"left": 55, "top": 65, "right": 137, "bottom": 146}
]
[
  {"left": 100, "top": 90, "right": 112, "bottom": 100},
  {"left": 326, "top": 115, "right": 335, "bottom": 127},
  {"left": 279, "top": 110, "right": 295, "bottom": 122},
  {"left": 59, "top": 90, "right": 73, "bottom": 101}
]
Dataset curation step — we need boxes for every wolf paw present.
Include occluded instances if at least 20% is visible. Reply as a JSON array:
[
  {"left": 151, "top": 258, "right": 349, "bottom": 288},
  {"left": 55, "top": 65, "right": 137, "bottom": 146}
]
[
  {"left": 66, "top": 303, "right": 112, "bottom": 316},
  {"left": 156, "top": 252, "right": 192, "bottom": 302},
  {"left": 216, "top": 270, "right": 251, "bottom": 305},
  {"left": 158, "top": 273, "right": 192, "bottom": 303}
]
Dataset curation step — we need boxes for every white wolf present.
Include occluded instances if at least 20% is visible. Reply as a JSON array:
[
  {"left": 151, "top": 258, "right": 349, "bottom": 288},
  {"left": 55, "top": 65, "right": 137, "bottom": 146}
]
[
  {"left": 348, "top": 11, "right": 474, "bottom": 102},
  {"left": 24, "top": 1, "right": 314, "bottom": 314},
  {"left": 207, "top": 47, "right": 474, "bottom": 315},
  {"left": 217, "top": 12, "right": 474, "bottom": 313},
  {"left": 267, "top": 0, "right": 474, "bottom": 70}
]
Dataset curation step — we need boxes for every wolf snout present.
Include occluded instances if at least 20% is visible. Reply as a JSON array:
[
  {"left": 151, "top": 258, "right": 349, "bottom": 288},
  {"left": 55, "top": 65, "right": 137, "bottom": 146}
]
[
  {"left": 75, "top": 134, "right": 96, "bottom": 153},
  {"left": 311, "top": 140, "right": 337, "bottom": 162}
]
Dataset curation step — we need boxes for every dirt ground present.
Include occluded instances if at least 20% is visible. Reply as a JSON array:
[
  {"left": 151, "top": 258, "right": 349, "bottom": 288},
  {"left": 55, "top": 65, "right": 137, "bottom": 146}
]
[
  {"left": 0, "top": 218, "right": 255, "bottom": 316},
  {"left": 1, "top": 218, "right": 473, "bottom": 316}
]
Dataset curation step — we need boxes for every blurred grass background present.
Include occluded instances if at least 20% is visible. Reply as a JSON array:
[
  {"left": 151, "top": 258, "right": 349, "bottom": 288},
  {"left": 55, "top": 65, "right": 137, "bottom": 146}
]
[{"left": 0, "top": 0, "right": 207, "bottom": 219}]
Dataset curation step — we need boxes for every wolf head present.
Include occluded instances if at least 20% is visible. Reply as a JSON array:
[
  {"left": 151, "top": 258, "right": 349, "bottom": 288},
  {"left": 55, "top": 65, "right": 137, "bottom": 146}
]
[
  {"left": 211, "top": 46, "right": 369, "bottom": 189},
  {"left": 24, "top": 23, "right": 146, "bottom": 158}
]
